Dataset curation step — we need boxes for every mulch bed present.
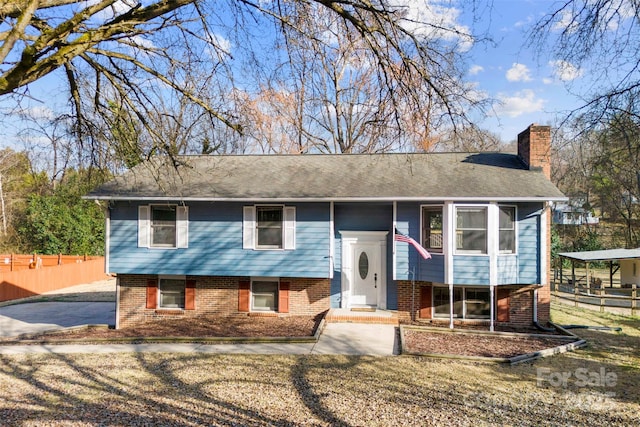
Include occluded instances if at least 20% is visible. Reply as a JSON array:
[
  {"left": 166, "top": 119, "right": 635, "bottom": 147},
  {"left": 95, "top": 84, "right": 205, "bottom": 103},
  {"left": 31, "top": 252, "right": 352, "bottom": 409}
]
[
  {"left": 3, "top": 314, "right": 322, "bottom": 342},
  {"left": 403, "top": 329, "right": 574, "bottom": 358}
]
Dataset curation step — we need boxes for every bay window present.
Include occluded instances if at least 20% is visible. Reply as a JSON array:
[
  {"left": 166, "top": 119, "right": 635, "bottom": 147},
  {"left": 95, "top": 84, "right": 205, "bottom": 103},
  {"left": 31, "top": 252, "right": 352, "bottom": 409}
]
[{"left": 456, "top": 207, "right": 487, "bottom": 254}]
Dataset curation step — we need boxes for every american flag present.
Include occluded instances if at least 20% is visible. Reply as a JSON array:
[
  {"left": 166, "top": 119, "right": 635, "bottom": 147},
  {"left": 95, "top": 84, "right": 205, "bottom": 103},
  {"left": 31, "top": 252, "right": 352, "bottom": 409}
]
[{"left": 394, "top": 228, "right": 431, "bottom": 260}]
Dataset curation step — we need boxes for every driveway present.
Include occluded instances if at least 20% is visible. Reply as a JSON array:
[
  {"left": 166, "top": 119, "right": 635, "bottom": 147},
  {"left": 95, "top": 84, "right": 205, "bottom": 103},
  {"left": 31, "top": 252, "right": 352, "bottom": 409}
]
[{"left": 0, "top": 302, "right": 115, "bottom": 338}]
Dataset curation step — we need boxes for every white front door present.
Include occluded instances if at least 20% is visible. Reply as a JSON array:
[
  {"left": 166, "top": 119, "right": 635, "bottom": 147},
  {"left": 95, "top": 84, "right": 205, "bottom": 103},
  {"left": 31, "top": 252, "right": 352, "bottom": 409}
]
[
  {"left": 339, "top": 231, "right": 388, "bottom": 309},
  {"left": 351, "top": 243, "right": 380, "bottom": 306}
]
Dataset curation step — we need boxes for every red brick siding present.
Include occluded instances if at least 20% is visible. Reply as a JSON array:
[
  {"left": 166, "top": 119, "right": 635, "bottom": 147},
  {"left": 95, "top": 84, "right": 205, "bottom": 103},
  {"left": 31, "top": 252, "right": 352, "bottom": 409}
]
[
  {"left": 517, "top": 124, "right": 551, "bottom": 179},
  {"left": 516, "top": 124, "right": 553, "bottom": 325},
  {"left": 505, "top": 288, "right": 533, "bottom": 326},
  {"left": 117, "top": 274, "right": 330, "bottom": 328},
  {"left": 288, "top": 278, "right": 331, "bottom": 316},
  {"left": 396, "top": 280, "right": 428, "bottom": 322}
]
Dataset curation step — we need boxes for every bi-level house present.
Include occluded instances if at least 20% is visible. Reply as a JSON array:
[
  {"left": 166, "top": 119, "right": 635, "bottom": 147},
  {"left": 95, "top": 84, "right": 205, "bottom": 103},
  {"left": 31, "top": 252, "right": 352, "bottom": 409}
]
[{"left": 86, "top": 125, "right": 565, "bottom": 330}]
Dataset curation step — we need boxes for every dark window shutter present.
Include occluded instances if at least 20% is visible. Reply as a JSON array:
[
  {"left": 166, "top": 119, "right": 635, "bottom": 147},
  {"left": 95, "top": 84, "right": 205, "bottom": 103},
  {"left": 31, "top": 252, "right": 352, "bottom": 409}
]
[
  {"left": 238, "top": 280, "right": 250, "bottom": 312},
  {"left": 419, "top": 285, "right": 432, "bottom": 319},
  {"left": 279, "top": 281, "right": 290, "bottom": 313},
  {"left": 497, "top": 288, "right": 510, "bottom": 322},
  {"left": 146, "top": 279, "right": 158, "bottom": 309},
  {"left": 185, "top": 280, "right": 196, "bottom": 310}
]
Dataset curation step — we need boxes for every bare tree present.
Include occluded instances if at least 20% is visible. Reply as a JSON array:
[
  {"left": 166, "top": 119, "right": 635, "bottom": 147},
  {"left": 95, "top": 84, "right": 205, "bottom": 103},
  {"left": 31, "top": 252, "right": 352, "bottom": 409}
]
[
  {"left": 429, "top": 125, "right": 504, "bottom": 152},
  {"left": 530, "top": 0, "right": 640, "bottom": 127},
  {"left": 1, "top": 1, "right": 488, "bottom": 160}
]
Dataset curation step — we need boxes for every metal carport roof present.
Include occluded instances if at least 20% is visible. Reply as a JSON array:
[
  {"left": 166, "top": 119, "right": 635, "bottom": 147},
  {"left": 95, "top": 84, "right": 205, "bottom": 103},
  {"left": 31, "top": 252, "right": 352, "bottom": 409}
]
[{"left": 558, "top": 248, "right": 640, "bottom": 262}]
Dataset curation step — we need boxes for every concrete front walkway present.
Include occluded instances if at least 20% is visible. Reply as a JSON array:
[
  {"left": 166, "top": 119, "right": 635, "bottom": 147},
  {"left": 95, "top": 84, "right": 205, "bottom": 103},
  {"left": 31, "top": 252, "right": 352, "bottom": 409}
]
[{"left": 0, "top": 322, "right": 398, "bottom": 356}]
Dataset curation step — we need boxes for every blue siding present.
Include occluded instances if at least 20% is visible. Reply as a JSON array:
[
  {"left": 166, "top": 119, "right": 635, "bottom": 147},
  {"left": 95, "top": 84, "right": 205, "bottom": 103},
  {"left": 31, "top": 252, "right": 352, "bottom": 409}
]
[
  {"left": 517, "top": 203, "right": 543, "bottom": 284},
  {"left": 109, "top": 201, "right": 330, "bottom": 278},
  {"left": 332, "top": 203, "right": 394, "bottom": 308},
  {"left": 497, "top": 255, "right": 518, "bottom": 284},
  {"left": 453, "top": 256, "right": 490, "bottom": 284},
  {"left": 395, "top": 202, "right": 445, "bottom": 283}
]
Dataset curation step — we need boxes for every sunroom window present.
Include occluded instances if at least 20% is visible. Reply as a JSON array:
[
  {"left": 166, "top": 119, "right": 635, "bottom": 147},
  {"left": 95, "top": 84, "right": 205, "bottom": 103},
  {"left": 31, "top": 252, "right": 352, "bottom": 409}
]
[
  {"left": 456, "top": 207, "right": 487, "bottom": 254},
  {"left": 422, "top": 206, "right": 443, "bottom": 253},
  {"left": 499, "top": 206, "right": 516, "bottom": 254}
]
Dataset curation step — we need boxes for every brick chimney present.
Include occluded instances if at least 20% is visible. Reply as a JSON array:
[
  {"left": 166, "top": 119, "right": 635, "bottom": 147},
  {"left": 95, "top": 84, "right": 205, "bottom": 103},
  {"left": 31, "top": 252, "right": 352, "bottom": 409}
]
[{"left": 517, "top": 124, "right": 551, "bottom": 179}]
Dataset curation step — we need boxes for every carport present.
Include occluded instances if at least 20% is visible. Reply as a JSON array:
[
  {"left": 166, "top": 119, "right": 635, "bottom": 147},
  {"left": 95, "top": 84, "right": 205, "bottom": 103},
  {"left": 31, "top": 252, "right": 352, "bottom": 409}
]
[{"left": 558, "top": 248, "right": 640, "bottom": 289}]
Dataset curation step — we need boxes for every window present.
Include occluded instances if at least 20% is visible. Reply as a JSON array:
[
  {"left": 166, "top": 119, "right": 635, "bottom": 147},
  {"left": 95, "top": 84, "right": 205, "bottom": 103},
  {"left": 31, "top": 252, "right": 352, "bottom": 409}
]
[
  {"left": 456, "top": 207, "right": 487, "bottom": 254},
  {"left": 256, "top": 206, "right": 283, "bottom": 248},
  {"left": 159, "top": 278, "right": 185, "bottom": 309},
  {"left": 433, "top": 287, "right": 463, "bottom": 318},
  {"left": 422, "top": 206, "right": 443, "bottom": 252},
  {"left": 252, "top": 280, "right": 278, "bottom": 311},
  {"left": 243, "top": 205, "right": 296, "bottom": 250},
  {"left": 138, "top": 205, "right": 189, "bottom": 248},
  {"left": 151, "top": 205, "right": 176, "bottom": 246},
  {"left": 465, "top": 289, "right": 490, "bottom": 318},
  {"left": 433, "top": 286, "right": 490, "bottom": 319},
  {"left": 499, "top": 206, "right": 516, "bottom": 254}
]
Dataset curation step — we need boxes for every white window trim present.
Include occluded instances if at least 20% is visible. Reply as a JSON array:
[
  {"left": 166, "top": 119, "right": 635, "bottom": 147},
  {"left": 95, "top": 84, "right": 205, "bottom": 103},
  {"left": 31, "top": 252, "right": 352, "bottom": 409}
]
[
  {"left": 157, "top": 275, "right": 186, "bottom": 310},
  {"left": 420, "top": 204, "right": 444, "bottom": 254},
  {"left": 243, "top": 205, "right": 296, "bottom": 251},
  {"left": 138, "top": 204, "right": 189, "bottom": 249},
  {"left": 250, "top": 277, "right": 280, "bottom": 312},
  {"left": 454, "top": 205, "right": 489, "bottom": 256}
]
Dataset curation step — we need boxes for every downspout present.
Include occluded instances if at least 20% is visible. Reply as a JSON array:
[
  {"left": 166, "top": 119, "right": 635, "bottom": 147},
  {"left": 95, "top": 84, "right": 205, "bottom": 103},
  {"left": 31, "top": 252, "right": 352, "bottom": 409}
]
[{"left": 115, "top": 276, "right": 121, "bottom": 330}]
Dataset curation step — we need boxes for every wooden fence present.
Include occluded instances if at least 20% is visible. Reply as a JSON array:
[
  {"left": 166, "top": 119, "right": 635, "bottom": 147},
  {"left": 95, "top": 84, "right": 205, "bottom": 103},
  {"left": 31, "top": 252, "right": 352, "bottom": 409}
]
[
  {"left": 552, "top": 280, "right": 638, "bottom": 317},
  {"left": 0, "top": 253, "right": 100, "bottom": 272},
  {"left": 0, "top": 254, "right": 107, "bottom": 302}
]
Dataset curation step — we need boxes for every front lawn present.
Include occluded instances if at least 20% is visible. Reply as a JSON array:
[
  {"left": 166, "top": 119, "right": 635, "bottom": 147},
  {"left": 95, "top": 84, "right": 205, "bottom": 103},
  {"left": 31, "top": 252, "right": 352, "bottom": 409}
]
[{"left": 0, "top": 303, "right": 637, "bottom": 426}]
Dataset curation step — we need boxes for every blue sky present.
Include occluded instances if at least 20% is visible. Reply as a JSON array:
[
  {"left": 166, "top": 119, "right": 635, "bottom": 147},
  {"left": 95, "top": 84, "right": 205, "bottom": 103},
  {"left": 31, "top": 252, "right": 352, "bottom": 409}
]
[
  {"left": 1, "top": 0, "right": 591, "bottom": 149},
  {"left": 462, "top": 0, "right": 586, "bottom": 141}
]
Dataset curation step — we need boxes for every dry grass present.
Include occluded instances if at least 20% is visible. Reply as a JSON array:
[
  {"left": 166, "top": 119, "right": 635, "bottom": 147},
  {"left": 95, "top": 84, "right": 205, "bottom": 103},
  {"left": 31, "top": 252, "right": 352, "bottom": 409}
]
[{"left": 0, "top": 303, "right": 638, "bottom": 426}]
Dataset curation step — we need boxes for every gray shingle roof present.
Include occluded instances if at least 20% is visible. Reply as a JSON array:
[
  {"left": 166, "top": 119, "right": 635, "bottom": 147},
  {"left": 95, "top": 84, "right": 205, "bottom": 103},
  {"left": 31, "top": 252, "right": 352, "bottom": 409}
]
[{"left": 85, "top": 153, "right": 566, "bottom": 201}]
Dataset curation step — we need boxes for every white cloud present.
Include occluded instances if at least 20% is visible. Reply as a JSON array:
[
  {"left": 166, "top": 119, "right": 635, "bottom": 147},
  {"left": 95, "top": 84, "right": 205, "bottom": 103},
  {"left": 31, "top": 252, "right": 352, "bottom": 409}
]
[
  {"left": 552, "top": 10, "right": 579, "bottom": 33},
  {"left": 495, "top": 89, "right": 544, "bottom": 118},
  {"left": 17, "top": 106, "right": 54, "bottom": 121},
  {"left": 542, "top": 77, "right": 554, "bottom": 85},
  {"left": 210, "top": 33, "right": 231, "bottom": 55},
  {"left": 126, "top": 35, "right": 155, "bottom": 50},
  {"left": 393, "top": 0, "right": 475, "bottom": 52},
  {"left": 549, "top": 60, "right": 583, "bottom": 81},
  {"left": 506, "top": 63, "right": 532, "bottom": 82},
  {"left": 469, "top": 65, "right": 484, "bottom": 75}
]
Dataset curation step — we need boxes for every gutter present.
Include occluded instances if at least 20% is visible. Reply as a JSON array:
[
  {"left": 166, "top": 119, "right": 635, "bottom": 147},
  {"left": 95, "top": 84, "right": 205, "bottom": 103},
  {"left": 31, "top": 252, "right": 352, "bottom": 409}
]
[{"left": 83, "top": 195, "right": 569, "bottom": 203}]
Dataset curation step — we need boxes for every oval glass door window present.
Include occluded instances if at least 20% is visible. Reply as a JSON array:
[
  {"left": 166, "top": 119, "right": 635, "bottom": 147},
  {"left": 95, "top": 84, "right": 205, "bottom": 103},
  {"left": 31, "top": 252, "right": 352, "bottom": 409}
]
[{"left": 358, "top": 251, "right": 369, "bottom": 280}]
